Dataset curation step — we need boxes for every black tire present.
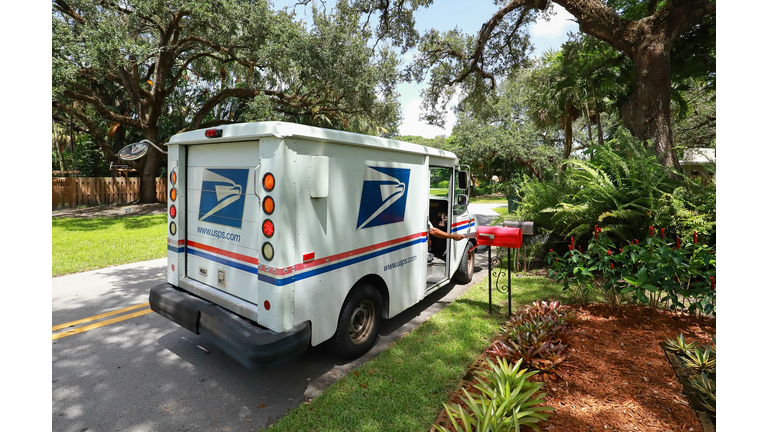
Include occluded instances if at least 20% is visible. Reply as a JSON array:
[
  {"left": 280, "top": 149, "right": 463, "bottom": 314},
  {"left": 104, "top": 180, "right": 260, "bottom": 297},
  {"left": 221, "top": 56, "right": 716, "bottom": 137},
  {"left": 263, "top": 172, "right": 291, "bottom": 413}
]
[
  {"left": 331, "top": 284, "right": 383, "bottom": 359},
  {"left": 453, "top": 243, "right": 475, "bottom": 284}
]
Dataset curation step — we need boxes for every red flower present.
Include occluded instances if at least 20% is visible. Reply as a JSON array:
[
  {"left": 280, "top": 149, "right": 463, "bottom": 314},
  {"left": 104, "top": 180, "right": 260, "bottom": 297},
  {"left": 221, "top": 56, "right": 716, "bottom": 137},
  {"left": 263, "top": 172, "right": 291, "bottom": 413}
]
[
  {"left": 594, "top": 225, "right": 600, "bottom": 239},
  {"left": 619, "top": 248, "right": 623, "bottom": 253},
  {"left": 694, "top": 231, "right": 698, "bottom": 244},
  {"left": 571, "top": 236, "right": 575, "bottom": 248},
  {"left": 610, "top": 262, "right": 614, "bottom": 270},
  {"left": 635, "top": 239, "right": 639, "bottom": 244},
  {"left": 578, "top": 245, "right": 582, "bottom": 253},
  {"left": 676, "top": 237, "right": 681, "bottom": 249},
  {"left": 660, "top": 228, "right": 665, "bottom": 239},
  {"left": 549, "top": 249, "right": 553, "bottom": 253},
  {"left": 649, "top": 226, "right": 655, "bottom": 237},
  {"left": 607, "top": 250, "right": 612, "bottom": 256},
  {"left": 710, "top": 276, "right": 715, "bottom": 291}
]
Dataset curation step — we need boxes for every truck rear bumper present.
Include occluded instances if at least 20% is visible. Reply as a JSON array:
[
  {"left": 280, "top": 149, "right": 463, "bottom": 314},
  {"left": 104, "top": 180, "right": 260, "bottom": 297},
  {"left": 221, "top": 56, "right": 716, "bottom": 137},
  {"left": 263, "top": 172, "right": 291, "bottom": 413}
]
[{"left": 149, "top": 283, "right": 310, "bottom": 371}]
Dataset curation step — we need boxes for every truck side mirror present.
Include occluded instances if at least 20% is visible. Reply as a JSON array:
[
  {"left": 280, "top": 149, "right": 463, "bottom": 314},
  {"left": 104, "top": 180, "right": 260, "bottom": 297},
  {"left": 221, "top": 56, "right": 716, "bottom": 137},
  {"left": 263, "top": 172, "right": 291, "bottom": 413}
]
[
  {"left": 457, "top": 171, "right": 468, "bottom": 190},
  {"left": 456, "top": 194, "right": 468, "bottom": 206}
]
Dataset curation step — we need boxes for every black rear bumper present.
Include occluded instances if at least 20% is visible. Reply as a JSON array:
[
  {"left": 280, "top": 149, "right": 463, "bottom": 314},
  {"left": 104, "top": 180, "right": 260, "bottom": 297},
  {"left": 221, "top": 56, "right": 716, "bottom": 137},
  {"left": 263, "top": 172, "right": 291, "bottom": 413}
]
[{"left": 149, "top": 283, "right": 310, "bottom": 371}]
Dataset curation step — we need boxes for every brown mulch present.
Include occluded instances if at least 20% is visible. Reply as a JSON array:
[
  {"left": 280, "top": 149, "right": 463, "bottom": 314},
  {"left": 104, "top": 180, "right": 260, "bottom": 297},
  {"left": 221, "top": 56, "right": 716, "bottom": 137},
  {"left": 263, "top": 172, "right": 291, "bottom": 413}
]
[
  {"left": 435, "top": 304, "right": 715, "bottom": 432},
  {"left": 52, "top": 203, "right": 167, "bottom": 218}
]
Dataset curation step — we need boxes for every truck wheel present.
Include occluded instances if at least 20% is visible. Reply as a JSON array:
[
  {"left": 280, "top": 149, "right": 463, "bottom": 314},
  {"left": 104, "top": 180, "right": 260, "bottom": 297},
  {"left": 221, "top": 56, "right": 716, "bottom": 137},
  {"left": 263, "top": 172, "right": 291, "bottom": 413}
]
[
  {"left": 453, "top": 243, "right": 475, "bottom": 284},
  {"left": 332, "top": 284, "right": 382, "bottom": 359}
]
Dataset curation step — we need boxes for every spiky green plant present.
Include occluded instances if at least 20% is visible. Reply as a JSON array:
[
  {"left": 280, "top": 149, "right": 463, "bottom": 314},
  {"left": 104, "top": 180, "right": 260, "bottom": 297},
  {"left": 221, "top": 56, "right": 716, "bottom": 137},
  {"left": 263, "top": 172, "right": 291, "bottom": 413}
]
[
  {"left": 690, "top": 372, "right": 716, "bottom": 416},
  {"left": 662, "top": 333, "right": 696, "bottom": 355},
  {"left": 681, "top": 345, "right": 716, "bottom": 374},
  {"left": 435, "top": 357, "right": 553, "bottom": 432}
]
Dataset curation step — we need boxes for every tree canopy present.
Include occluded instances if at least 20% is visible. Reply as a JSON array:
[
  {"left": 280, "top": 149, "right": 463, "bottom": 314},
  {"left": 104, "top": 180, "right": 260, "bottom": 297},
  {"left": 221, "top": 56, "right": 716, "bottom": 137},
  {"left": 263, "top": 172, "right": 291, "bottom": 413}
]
[
  {"left": 361, "top": 0, "right": 716, "bottom": 171},
  {"left": 53, "top": 0, "right": 401, "bottom": 201}
]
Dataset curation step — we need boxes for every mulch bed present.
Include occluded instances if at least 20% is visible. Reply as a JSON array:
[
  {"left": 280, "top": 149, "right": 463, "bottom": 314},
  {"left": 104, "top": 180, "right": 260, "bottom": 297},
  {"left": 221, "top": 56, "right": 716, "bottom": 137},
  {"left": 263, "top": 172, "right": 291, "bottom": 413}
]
[{"left": 432, "top": 304, "right": 715, "bottom": 432}]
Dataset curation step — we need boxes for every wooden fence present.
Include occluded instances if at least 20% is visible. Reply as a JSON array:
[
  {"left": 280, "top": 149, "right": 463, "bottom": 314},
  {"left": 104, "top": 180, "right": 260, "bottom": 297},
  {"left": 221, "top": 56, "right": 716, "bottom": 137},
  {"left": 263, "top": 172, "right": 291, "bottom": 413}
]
[{"left": 52, "top": 177, "right": 167, "bottom": 209}]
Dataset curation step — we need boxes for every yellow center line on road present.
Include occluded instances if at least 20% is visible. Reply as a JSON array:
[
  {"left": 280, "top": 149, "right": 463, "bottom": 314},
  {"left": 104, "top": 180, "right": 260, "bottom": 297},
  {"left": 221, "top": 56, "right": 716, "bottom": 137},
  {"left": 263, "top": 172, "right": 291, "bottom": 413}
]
[{"left": 52, "top": 302, "right": 154, "bottom": 340}]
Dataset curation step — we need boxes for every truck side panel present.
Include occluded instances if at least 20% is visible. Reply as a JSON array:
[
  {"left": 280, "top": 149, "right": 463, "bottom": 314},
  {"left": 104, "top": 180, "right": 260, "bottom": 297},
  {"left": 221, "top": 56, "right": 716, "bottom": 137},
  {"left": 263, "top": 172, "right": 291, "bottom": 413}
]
[{"left": 284, "top": 139, "right": 429, "bottom": 345}]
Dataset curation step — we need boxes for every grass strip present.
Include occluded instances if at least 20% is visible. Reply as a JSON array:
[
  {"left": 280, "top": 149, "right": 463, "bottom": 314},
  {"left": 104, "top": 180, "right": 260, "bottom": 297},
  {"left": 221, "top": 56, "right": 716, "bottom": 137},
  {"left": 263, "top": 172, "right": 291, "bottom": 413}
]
[
  {"left": 52, "top": 214, "right": 166, "bottom": 276},
  {"left": 267, "top": 274, "right": 573, "bottom": 432}
]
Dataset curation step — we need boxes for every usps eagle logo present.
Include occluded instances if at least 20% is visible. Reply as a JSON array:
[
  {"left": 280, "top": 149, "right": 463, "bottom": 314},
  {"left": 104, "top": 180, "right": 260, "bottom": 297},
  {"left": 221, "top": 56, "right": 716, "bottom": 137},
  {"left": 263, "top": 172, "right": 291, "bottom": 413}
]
[
  {"left": 198, "top": 168, "right": 249, "bottom": 228},
  {"left": 356, "top": 166, "right": 410, "bottom": 230}
]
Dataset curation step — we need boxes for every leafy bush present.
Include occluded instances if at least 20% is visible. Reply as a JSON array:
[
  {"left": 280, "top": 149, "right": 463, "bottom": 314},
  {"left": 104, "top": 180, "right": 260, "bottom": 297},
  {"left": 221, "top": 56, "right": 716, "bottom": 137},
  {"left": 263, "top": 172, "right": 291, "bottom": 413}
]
[
  {"left": 435, "top": 357, "right": 553, "bottom": 432},
  {"left": 547, "top": 225, "right": 716, "bottom": 315},
  {"left": 516, "top": 128, "right": 716, "bottom": 247}
]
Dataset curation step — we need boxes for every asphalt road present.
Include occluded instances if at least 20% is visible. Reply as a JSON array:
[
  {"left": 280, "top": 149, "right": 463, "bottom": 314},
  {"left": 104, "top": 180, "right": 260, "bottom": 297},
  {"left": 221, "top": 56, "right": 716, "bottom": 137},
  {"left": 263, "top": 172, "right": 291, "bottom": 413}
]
[{"left": 51, "top": 204, "right": 503, "bottom": 432}]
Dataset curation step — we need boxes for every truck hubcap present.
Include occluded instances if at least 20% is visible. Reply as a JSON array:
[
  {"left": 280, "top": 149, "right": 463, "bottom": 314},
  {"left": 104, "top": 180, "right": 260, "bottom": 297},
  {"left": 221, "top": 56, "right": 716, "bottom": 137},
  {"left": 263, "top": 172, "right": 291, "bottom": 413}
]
[{"left": 349, "top": 300, "right": 375, "bottom": 345}]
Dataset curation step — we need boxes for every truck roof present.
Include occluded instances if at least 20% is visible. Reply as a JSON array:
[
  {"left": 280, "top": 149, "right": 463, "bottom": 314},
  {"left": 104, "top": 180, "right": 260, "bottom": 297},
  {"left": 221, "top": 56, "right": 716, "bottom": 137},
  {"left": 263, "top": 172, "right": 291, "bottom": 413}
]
[{"left": 169, "top": 122, "right": 458, "bottom": 165}]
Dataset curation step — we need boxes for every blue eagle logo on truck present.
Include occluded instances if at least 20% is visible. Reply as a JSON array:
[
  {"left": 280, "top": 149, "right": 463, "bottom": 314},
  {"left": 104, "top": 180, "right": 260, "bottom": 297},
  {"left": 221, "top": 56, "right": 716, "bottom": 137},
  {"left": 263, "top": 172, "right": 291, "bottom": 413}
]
[
  {"left": 198, "top": 168, "right": 249, "bottom": 229},
  {"left": 356, "top": 166, "right": 410, "bottom": 229}
]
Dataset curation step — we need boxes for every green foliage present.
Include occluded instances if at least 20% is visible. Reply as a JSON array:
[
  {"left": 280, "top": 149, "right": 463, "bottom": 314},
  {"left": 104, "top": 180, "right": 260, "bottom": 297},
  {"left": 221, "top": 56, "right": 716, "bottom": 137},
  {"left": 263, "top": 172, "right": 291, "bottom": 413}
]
[
  {"left": 661, "top": 333, "right": 716, "bottom": 417},
  {"left": 681, "top": 345, "right": 716, "bottom": 374},
  {"left": 690, "top": 372, "right": 716, "bottom": 416},
  {"left": 52, "top": 0, "right": 402, "bottom": 180},
  {"left": 52, "top": 135, "right": 112, "bottom": 177},
  {"left": 451, "top": 73, "right": 561, "bottom": 184},
  {"left": 436, "top": 357, "right": 553, "bottom": 432},
  {"left": 490, "top": 302, "right": 576, "bottom": 382},
  {"left": 662, "top": 333, "right": 696, "bottom": 355},
  {"left": 547, "top": 226, "right": 716, "bottom": 315},
  {"left": 518, "top": 129, "right": 716, "bottom": 245}
]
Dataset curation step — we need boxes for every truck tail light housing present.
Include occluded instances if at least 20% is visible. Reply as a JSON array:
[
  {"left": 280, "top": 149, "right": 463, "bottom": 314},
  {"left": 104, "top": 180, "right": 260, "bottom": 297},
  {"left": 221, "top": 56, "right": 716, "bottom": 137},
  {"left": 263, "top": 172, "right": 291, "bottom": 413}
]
[
  {"left": 263, "top": 196, "right": 275, "bottom": 214},
  {"left": 169, "top": 204, "right": 177, "bottom": 219},
  {"left": 262, "top": 242, "right": 274, "bottom": 261},
  {"left": 263, "top": 172, "right": 275, "bottom": 192},
  {"left": 262, "top": 219, "right": 274, "bottom": 237},
  {"left": 205, "top": 128, "right": 222, "bottom": 138}
]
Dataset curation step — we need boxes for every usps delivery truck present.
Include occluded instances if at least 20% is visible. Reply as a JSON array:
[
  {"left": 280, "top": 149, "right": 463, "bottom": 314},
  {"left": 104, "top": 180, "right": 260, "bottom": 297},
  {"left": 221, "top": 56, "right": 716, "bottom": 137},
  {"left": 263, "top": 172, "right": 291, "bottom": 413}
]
[{"left": 149, "top": 121, "right": 477, "bottom": 370}]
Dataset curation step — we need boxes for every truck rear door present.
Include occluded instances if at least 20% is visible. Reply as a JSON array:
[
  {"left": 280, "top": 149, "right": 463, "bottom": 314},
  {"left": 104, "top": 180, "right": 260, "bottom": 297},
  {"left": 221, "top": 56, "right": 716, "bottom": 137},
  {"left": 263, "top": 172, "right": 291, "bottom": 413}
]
[{"left": 184, "top": 141, "right": 262, "bottom": 306}]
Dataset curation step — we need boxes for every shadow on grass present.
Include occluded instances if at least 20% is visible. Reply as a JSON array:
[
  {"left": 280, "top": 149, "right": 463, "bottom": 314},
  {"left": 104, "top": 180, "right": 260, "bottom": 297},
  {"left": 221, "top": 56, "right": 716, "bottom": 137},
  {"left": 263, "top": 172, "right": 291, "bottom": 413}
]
[{"left": 52, "top": 214, "right": 165, "bottom": 231}]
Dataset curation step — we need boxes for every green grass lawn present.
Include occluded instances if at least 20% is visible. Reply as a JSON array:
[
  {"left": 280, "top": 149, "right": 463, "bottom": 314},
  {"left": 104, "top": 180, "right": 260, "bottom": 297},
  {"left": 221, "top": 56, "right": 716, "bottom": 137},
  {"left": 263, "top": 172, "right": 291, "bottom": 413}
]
[
  {"left": 52, "top": 214, "right": 167, "bottom": 276},
  {"left": 268, "top": 273, "right": 572, "bottom": 432},
  {"left": 469, "top": 195, "right": 508, "bottom": 205}
]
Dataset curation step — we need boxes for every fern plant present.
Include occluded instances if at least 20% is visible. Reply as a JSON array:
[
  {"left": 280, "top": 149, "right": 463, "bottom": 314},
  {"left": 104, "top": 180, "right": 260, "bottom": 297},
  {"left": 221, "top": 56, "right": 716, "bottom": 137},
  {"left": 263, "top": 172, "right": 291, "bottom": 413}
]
[{"left": 518, "top": 128, "right": 716, "bottom": 247}]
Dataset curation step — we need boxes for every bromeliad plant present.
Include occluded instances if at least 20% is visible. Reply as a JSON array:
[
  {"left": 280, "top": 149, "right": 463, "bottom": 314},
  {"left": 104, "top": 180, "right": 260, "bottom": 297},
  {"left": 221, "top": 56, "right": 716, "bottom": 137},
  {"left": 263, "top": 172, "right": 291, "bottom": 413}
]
[
  {"left": 547, "top": 225, "right": 716, "bottom": 315},
  {"left": 435, "top": 357, "right": 554, "bottom": 432},
  {"left": 491, "top": 301, "right": 575, "bottom": 382}
]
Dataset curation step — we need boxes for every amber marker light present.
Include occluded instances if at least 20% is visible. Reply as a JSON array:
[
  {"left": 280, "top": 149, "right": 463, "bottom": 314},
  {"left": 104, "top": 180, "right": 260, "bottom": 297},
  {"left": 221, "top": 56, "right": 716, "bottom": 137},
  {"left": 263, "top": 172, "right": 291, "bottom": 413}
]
[
  {"left": 170, "top": 169, "right": 177, "bottom": 185},
  {"left": 170, "top": 188, "right": 177, "bottom": 201},
  {"left": 263, "top": 172, "right": 275, "bottom": 192},
  {"left": 263, "top": 196, "right": 275, "bottom": 215}
]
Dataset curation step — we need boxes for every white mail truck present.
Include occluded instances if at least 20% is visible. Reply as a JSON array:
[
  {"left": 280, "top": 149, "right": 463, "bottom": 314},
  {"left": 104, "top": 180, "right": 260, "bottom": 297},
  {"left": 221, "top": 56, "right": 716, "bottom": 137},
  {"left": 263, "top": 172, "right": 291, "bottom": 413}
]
[{"left": 149, "top": 121, "right": 478, "bottom": 370}]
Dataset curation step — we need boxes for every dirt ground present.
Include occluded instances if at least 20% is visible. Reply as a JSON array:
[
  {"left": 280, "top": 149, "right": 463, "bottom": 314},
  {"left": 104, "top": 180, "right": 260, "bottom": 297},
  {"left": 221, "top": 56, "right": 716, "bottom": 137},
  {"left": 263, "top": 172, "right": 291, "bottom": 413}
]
[
  {"left": 434, "top": 303, "right": 716, "bottom": 432},
  {"left": 52, "top": 203, "right": 167, "bottom": 218}
]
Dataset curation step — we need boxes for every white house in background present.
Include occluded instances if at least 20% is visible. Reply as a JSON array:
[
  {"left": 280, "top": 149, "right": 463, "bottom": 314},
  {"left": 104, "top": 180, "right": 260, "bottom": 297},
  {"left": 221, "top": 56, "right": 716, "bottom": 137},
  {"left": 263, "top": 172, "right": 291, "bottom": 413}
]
[{"left": 680, "top": 148, "right": 715, "bottom": 184}]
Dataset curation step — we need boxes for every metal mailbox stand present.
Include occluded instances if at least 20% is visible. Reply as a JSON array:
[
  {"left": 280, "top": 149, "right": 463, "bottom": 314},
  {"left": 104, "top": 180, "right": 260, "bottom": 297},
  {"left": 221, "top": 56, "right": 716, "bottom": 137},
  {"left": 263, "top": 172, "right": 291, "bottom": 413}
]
[{"left": 482, "top": 221, "right": 534, "bottom": 317}]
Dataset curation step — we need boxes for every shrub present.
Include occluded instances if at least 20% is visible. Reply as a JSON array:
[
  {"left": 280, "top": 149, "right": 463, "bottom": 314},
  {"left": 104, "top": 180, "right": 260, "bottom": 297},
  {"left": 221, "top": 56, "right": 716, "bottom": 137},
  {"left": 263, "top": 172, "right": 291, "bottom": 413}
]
[
  {"left": 547, "top": 226, "right": 716, "bottom": 315},
  {"left": 516, "top": 128, "right": 716, "bottom": 247}
]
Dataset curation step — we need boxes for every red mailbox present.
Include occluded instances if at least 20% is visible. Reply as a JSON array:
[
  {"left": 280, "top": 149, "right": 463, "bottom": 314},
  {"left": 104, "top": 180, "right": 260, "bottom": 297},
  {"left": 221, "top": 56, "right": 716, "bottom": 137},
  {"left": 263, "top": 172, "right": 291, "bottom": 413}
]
[{"left": 476, "top": 226, "right": 523, "bottom": 249}]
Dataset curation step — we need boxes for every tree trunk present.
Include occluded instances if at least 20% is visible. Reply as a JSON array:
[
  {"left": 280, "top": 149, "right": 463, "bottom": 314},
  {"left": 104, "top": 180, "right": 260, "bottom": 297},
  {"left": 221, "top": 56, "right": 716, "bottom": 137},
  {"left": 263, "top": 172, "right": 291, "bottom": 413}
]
[
  {"left": 138, "top": 129, "right": 163, "bottom": 203},
  {"left": 621, "top": 41, "right": 681, "bottom": 171}
]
